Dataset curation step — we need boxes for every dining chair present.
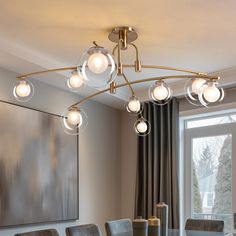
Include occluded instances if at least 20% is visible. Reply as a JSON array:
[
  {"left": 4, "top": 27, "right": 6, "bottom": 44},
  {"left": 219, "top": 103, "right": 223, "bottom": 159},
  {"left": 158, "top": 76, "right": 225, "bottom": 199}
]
[
  {"left": 185, "top": 219, "right": 224, "bottom": 232},
  {"left": 15, "top": 229, "right": 59, "bottom": 236},
  {"left": 65, "top": 224, "right": 102, "bottom": 236},
  {"left": 105, "top": 218, "right": 133, "bottom": 236}
]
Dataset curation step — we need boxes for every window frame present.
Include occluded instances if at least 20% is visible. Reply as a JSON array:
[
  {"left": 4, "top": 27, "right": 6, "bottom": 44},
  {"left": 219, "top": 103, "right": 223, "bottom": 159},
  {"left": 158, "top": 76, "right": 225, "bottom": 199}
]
[
  {"left": 184, "top": 120, "right": 236, "bottom": 222},
  {"left": 186, "top": 112, "right": 236, "bottom": 129}
]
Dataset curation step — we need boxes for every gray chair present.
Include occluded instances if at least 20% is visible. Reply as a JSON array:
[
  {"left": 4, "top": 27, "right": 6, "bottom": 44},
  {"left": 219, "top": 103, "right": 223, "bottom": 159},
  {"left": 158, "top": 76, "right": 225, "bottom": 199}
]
[
  {"left": 66, "top": 224, "right": 102, "bottom": 236},
  {"left": 15, "top": 229, "right": 59, "bottom": 236},
  {"left": 105, "top": 219, "right": 133, "bottom": 236},
  {"left": 185, "top": 219, "right": 224, "bottom": 232}
]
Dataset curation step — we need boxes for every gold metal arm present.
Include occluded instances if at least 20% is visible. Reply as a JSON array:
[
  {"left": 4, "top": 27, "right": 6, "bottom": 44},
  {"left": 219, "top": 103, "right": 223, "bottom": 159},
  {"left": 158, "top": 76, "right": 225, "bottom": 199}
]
[
  {"left": 112, "top": 44, "right": 118, "bottom": 56},
  {"left": 17, "top": 66, "right": 77, "bottom": 79},
  {"left": 123, "top": 65, "right": 207, "bottom": 76},
  {"left": 121, "top": 73, "right": 135, "bottom": 96},
  {"left": 113, "top": 42, "right": 141, "bottom": 72},
  {"left": 129, "top": 43, "right": 141, "bottom": 72},
  {"left": 17, "top": 64, "right": 207, "bottom": 79},
  {"left": 117, "top": 38, "right": 123, "bottom": 75},
  {"left": 71, "top": 74, "right": 219, "bottom": 107}
]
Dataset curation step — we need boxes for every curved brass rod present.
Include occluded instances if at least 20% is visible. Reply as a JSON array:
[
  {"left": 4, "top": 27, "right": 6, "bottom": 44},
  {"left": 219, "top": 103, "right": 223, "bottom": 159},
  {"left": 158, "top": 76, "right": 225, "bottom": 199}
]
[
  {"left": 17, "top": 66, "right": 77, "bottom": 79},
  {"left": 121, "top": 73, "right": 135, "bottom": 96},
  {"left": 123, "top": 64, "right": 207, "bottom": 75},
  {"left": 112, "top": 44, "right": 118, "bottom": 55},
  {"left": 17, "top": 64, "right": 206, "bottom": 79},
  {"left": 129, "top": 43, "right": 142, "bottom": 72},
  {"left": 112, "top": 43, "right": 136, "bottom": 95},
  {"left": 71, "top": 74, "right": 218, "bottom": 107},
  {"left": 129, "top": 43, "right": 140, "bottom": 62}
]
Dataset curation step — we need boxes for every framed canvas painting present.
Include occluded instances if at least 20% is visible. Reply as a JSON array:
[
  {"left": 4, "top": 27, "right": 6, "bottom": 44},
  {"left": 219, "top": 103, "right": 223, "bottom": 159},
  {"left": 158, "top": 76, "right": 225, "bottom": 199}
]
[{"left": 0, "top": 101, "right": 78, "bottom": 227}]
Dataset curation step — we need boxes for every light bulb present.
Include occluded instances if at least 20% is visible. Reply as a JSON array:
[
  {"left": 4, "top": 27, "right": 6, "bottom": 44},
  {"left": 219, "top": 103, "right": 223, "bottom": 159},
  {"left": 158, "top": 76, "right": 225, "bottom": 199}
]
[
  {"left": 67, "top": 72, "right": 84, "bottom": 88},
  {"left": 87, "top": 52, "right": 108, "bottom": 74},
  {"left": 191, "top": 78, "right": 206, "bottom": 94},
  {"left": 127, "top": 97, "right": 141, "bottom": 113},
  {"left": 136, "top": 120, "right": 148, "bottom": 133},
  {"left": 152, "top": 83, "right": 169, "bottom": 101},
  {"left": 15, "top": 80, "right": 31, "bottom": 97},
  {"left": 67, "top": 109, "right": 83, "bottom": 127},
  {"left": 203, "top": 83, "right": 221, "bottom": 103}
]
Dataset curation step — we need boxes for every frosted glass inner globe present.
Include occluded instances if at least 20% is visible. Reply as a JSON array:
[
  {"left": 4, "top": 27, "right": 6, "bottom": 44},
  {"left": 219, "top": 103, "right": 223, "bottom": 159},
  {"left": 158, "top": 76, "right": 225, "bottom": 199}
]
[
  {"left": 87, "top": 53, "right": 108, "bottom": 74},
  {"left": 15, "top": 81, "right": 31, "bottom": 97},
  {"left": 203, "top": 83, "right": 221, "bottom": 103},
  {"left": 191, "top": 78, "right": 206, "bottom": 94},
  {"left": 127, "top": 98, "right": 141, "bottom": 113},
  {"left": 152, "top": 84, "right": 169, "bottom": 101},
  {"left": 68, "top": 73, "right": 84, "bottom": 88},
  {"left": 136, "top": 121, "right": 148, "bottom": 133},
  {"left": 67, "top": 109, "right": 83, "bottom": 127}
]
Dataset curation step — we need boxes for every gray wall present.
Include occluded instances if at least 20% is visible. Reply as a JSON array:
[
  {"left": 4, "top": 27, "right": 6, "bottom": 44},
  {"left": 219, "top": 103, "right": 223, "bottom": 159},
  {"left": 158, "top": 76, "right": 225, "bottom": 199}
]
[
  {"left": 120, "top": 112, "right": 137, "bottom": 219},
  {"left": 0, "top": 67, "right": 121, "bottom": 236}
]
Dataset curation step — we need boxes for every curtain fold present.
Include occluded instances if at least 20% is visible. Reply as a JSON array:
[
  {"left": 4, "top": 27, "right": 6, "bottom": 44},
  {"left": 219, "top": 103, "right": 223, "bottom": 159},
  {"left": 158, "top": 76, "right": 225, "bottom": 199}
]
[{"left": 135, "top": 98, "right": 180, "bottom": 229}]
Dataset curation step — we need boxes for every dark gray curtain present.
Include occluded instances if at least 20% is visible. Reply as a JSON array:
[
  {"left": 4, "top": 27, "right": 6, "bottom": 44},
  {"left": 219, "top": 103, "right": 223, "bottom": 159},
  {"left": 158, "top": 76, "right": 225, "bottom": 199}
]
[{"left": 135, "top": 98, "right": 180, "bottom": 229}]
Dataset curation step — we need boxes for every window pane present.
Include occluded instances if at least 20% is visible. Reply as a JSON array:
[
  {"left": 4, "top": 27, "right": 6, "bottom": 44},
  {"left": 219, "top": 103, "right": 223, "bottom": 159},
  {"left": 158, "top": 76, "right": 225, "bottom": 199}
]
[
  {"left": 187, "top": 114, "right": 236, "bottom": 128},
  {"left": 192, "top": 135, "right": 233, "bottom": 232}
]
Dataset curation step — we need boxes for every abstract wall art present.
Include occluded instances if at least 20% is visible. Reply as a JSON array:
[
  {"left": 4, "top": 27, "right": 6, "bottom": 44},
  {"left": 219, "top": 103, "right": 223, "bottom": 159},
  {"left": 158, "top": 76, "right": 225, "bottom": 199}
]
[{"left": 0, "top": 101, "right": 78, "bottom": 226}]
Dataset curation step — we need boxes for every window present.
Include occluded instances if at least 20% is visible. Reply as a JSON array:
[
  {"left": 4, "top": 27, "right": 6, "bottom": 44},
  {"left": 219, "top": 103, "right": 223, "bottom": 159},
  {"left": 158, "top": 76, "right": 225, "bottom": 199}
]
[
  {"left": 186, "top": 113, "right": 236, "bottom": 128},
  {"left": 207, "top": 193, "right": 214, "bottom": 207},
  {"left": 184, "top": 112, "right": 236, "bottom": 233}
]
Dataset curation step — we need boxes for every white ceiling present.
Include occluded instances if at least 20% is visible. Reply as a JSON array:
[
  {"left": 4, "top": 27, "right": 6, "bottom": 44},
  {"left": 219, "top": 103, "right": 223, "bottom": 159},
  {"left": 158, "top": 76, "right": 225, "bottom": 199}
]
[{"left": 0, "top": 0, "right": 236, "bottom": 108}]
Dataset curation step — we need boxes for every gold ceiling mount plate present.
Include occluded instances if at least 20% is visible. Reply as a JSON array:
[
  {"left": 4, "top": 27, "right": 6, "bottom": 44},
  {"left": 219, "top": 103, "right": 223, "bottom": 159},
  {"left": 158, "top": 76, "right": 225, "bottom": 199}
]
[{"left": 108, "top": 26, "right": 138, "bottom": 50}]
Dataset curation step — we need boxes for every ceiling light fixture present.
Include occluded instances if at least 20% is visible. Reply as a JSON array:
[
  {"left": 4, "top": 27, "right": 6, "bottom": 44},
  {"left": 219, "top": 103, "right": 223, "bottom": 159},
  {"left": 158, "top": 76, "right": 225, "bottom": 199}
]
[{"left": 14, "top": 26, "right": 224, "bottom": 136}]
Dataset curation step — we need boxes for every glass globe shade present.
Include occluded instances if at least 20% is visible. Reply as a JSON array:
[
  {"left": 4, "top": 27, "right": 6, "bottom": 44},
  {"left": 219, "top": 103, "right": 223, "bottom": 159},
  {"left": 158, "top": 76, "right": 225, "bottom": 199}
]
[
  {"left": 126, "top": 96, "right": 142, "bottom": 114},
  {"left": 203, "top": 83, "right": 221, "bottom": 103},
  {"left": 67, "top": 109, "right": 83, "bottom": 127},
  {"left": 191, "top": 78, "right": 206, "bottom": 94},
  {"left": 79, "top": 46, "right": 117, "bottom": 88},
  {"left": 67, "top": 71, "right": 84, "bottom": 89},
  {"left": 87, "top": 53, "right": 108, "bottom": 74},
  {"left": 184, "top": 78, "right": 208, "bottom": 106},
  {"left": 61, "top": 107, "right": 88, "bottom": 135},
  {"left": 136, "top": 121, "right": 148, "bottom": 133},
  {"left": 15, "top": 80, "right": 31, "bottom": 97},
  {"left": 152, "top": 84, "right": 169, "bottom": 100},
  {"left": 149, "top": 81, "right": 172, "bottom": 105},
  {"left": 13, "top": 80, "right": 34, "bottom": 102},
  {"left": 134, "top": 118, "right": 151, "bottom": 136}
]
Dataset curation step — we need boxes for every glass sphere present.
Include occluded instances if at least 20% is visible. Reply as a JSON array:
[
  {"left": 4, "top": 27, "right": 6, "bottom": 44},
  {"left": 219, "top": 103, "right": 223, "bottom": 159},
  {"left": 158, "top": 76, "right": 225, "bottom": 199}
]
[
  {"left": 13, "top": 80, "right": 34, "bottom": 102},
  {"left": 126, "top": 96, "right": 142, "bottom": 114},
  {"left": 203, "top": 83, "right": 220, "bottom": 102},
  {"left": 87, "top": 53, "right": 108, "bottom": 74},
  {"left": 79, "top": 46, "right": 117, "bottom": 88},
  {"left": 152, "top": 85, "right": 168, "bottom": 100},
  {"left": 62, "top": 107, "right": 88, "bottom": 135},
  {"left": 67, "top": 109, "right": 83, "bottom": 126},
  {"left": 184, "top": 78, "right": 207, "bottom": 106},
  {"left": 149, "top": 81, "right": 172, "bottom": 105},
  {"left": 137, "top": 121, "right": 147, "bottom": 133},
  {"left": 198, "top": 81, "right": 224, "bottom": 107},
  {"left": 66, "top": 70, "right": 85, "bottom": 91},
  {"left": 134, "top": 118, "right": 151, "bottom": 136},
  {"left": 191, "top": 78, "right": 206, "bottom": 94}
]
